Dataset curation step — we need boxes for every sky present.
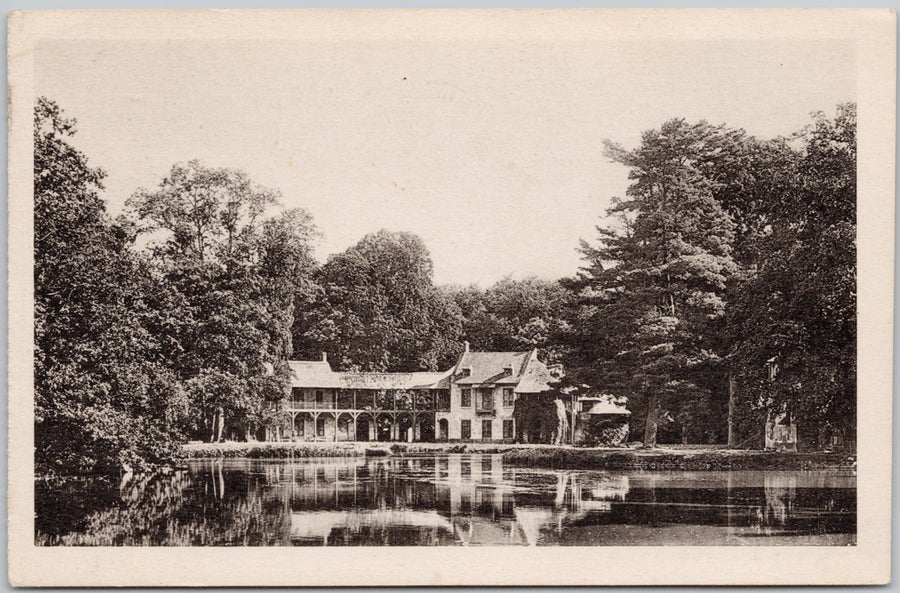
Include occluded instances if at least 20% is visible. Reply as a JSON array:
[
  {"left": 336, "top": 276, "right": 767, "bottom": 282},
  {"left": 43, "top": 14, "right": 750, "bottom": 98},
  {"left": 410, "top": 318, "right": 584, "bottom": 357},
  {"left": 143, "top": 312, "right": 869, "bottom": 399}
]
[{"left": 35, "top": 37, "right": 855, "bottom": 286}]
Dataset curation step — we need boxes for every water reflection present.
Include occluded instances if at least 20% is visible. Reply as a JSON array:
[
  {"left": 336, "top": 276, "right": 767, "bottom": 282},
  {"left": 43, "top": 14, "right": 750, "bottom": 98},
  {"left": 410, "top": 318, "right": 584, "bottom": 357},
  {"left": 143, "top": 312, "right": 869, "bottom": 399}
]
[{"left": 35, "top": 455, "right": 856, "bottom": 546}]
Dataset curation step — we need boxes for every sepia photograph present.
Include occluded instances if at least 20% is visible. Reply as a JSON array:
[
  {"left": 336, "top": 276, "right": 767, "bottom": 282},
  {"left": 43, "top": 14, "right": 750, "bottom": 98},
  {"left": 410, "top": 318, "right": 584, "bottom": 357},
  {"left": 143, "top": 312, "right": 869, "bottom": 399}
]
[{"left": 7, "top": 8, "right": 894, "bottom": 586}]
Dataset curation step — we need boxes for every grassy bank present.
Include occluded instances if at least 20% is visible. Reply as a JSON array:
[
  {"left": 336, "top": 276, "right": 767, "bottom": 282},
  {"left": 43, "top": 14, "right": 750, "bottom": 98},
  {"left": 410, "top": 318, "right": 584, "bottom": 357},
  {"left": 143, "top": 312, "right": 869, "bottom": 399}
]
[
  {"left": 501, "top": 447, "right": 856, "bottom": 471},
  {"left": 181, "top": 441, "right": 371, "bottom": 458},
  {"left": 181, "top": 441, "right": 855, "bottom": 470},
  {"left": 180, "top": 440, "right": 535, "bottom": 458}
]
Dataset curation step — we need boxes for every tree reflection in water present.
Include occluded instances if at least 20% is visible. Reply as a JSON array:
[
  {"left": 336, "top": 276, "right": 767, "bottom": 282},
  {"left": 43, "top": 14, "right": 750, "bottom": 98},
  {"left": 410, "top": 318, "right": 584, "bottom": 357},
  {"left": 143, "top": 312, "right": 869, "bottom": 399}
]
[{"left": 35, "top": 455, "right": 856, "bottom": 546}]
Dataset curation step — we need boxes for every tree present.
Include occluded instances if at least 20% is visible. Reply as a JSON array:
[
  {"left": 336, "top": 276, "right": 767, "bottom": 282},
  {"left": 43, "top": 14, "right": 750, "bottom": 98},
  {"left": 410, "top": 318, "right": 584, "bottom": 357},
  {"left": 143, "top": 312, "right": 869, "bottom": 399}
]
[
  {"left": 445, "top": 276, "right": 573, "bottom": 360},
  {"left": 294, "top": 229, "right": 463, "bottom": 371},
  {"left": 128, "top": 160, "right": 278, "bottom": 263},
  {"left": 127, "top": 163, "right": 319, "bottom": 442},
  {"left": 728, "top": 104, "right": 856, "bottom": 447},
  {"left": 572, "top": 119, "right": 739, "bottom": 447},
  {"left": 34, "top": 98, "right": 187, "bottom": 474}
]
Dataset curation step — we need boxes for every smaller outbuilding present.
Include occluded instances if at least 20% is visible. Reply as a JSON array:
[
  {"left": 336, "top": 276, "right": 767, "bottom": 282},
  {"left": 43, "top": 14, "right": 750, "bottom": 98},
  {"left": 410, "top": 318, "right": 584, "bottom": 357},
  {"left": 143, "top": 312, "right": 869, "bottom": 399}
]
[{"left": 573, "top": 394, "right": 631, "bottom": 447}]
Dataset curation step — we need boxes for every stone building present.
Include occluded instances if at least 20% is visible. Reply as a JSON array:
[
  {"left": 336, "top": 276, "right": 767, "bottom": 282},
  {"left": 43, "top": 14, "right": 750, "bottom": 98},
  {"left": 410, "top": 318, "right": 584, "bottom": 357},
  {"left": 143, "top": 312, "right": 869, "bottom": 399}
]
[
  {"left": 280, "top": 344, "right": 554, "bottom": 443},
  {"left": 437, "top": 344, "right": 554, "bottom": 443}
]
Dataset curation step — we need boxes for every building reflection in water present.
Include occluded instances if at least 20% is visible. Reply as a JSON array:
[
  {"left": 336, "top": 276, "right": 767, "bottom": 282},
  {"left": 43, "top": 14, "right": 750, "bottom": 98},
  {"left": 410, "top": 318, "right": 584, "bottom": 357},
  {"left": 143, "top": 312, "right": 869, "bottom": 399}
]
[
  {"left": 278, "top": 454, "right": 632, "bottom": 545},
  {"left": 34, "top": 455, "right": 854, "bottom": 546},
  {"left": 217, "top": 455, "right": 857, "bottom": 546}
]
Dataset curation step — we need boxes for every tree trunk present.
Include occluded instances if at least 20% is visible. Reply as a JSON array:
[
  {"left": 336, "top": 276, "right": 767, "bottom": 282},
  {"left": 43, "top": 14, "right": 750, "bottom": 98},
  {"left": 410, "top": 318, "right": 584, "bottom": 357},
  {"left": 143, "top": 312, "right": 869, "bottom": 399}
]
[
  {"left": 207, "top": 412, "right": 217, "bottom": 443},
  {"left": 643, "top": 393, "right": 660, "bottom": 448},
  {"left": 211, "top": 407, "right": 225, "bottom": 443},
  {"left": 727, "top": 374, "right": 738, "bottom": 449}
]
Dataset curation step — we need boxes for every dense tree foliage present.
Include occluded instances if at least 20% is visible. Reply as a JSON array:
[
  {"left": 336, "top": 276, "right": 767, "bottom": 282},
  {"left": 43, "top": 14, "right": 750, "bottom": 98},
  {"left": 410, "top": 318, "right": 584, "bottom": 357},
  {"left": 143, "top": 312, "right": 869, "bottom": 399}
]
[
  {"left": 293, "top": 230, "right": 463, "bottom": 371},
  {"left": 567, "top": 120, "right": 739, "bottom": 446},
  {"left": 727, "top": 105, "right": 857, "bottom": 447},
  {"left": 445, "top": 277, "right": 573, "bottom": 361},
  {"left": 127, "top": 162, "right": 319, "bottom": 442},
  {"left": 34, "top": 98, "right": 187, "bottom": 474},
  {"left": 569, "top": 107, "right": 856, "bottom": 448}
]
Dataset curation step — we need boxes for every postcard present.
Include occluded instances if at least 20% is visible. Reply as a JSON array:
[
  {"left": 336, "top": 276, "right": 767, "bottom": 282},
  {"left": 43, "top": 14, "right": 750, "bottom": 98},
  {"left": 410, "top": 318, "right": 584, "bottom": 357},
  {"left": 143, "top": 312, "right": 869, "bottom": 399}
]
[{"left": 7, "top": 8, "right": 894, "bottom": 586}]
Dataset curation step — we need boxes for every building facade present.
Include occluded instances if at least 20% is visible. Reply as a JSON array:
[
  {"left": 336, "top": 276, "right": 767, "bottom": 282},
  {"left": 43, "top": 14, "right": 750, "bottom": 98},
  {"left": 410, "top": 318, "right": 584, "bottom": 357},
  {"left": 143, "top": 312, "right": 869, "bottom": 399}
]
[
  {"left": 280, "top": 344, "right": 554, "bottom": 443},
  {"left": 437, "top": 347, "right": 553, "bottom": 443}
]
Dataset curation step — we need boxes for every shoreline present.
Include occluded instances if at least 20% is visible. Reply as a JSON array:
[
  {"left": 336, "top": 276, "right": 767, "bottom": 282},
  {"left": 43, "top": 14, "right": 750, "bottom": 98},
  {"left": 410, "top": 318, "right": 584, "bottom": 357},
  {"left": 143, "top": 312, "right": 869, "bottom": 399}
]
[{"left": 180, "top": 441, "right": 856, "bottom": 471}]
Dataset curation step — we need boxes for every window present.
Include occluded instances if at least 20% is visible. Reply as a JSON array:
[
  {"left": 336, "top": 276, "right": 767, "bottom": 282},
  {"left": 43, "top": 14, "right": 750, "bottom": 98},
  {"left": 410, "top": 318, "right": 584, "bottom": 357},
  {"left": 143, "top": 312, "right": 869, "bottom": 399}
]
[
  {"left": 461, "top": 389, "right": 472, "bottom": 407},
  {"left": 317, "top": 417, "right": 326, "bottom": 437},
  {"left": 503, "top": 419, "right": 514, "bottom": 439},
  {"left": 437, "top": 391, "right": 450, "bottom": 410},
  {"left": 503, "top": 388, "right": 515, "bottom": 407},
  {"left": 481, "top": 389, "right": 493, "bottom": 410},
  {"left": 461, "top": 419, "right": 471, "bottom": 439},
  {"left": 315, "top": 390, "right": 324, "bottom": 405},
  {"left": 295, "top": 418, "right": 304, "bottom": 436},
  {"left": 482, "top": 419, "right": 493, "bottom": 440}
]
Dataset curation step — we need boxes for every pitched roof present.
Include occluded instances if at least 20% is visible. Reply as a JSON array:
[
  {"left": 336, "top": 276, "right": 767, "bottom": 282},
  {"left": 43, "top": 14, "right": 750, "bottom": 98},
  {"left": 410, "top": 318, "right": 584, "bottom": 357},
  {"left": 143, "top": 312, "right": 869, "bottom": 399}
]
[
  {"left": 515, "top": 355, "right": 555, "bottom": 393},
  {"left": 288, "top": 360, "right": 342, "bottom": 388},
  {"left": 408, "top": 370, "right": 453, "bottom": 390},
  {"left": 579, "top": 395, "right": 631, "bottom": 415},
  {"left": 339, "top": 373, "right": 412, "bottom": 390},
  {"left": 452, "top": 351, "right": 531, "bottom": 385},
  {"left": 289, "top": 360, "right": 452, "bottom": 390},
  {"left": 288, "top": 349, "right": 554, "bottom": 393}
]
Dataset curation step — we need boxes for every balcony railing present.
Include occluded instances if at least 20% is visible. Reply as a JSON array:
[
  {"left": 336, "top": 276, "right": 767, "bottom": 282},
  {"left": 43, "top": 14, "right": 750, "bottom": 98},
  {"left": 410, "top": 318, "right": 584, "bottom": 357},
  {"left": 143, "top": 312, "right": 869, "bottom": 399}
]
[
  {"left": 287, "top": 400, "right": 443, "bottom": 412},
  {"left": 288, "top": 401, "right": 336, "bottom": 410}
]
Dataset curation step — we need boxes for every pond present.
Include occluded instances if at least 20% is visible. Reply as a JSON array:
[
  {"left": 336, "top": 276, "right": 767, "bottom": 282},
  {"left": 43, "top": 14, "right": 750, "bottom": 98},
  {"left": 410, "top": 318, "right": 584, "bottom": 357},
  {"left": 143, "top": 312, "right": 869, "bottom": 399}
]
[{"left": 35, "top": 454, "right": 856, "bottom": 546}]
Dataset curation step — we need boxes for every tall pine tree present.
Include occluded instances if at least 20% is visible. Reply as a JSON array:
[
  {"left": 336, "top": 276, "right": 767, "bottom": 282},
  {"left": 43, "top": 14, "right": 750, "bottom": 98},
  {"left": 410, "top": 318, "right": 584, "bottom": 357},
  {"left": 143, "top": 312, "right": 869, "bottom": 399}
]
[{"left": 574, "top": 120, "right": 738, "bottom": 446}]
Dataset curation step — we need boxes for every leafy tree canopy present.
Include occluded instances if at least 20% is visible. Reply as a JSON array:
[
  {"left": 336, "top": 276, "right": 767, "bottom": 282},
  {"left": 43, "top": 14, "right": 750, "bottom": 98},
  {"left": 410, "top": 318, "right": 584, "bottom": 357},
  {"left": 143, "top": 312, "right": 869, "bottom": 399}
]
[
  {"left": 34, "top": 98, "right": 188, "bottom": 474},
  {"left": 294, "top": 229, "right": 463, "bottom": 372}
]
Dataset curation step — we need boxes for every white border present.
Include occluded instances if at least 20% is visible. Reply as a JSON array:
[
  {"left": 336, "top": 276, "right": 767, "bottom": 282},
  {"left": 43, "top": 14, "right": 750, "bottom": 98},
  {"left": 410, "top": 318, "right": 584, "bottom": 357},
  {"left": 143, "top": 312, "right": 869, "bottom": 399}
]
[{"left": 7, "top": 9, "right": 895, "bottom": 586}]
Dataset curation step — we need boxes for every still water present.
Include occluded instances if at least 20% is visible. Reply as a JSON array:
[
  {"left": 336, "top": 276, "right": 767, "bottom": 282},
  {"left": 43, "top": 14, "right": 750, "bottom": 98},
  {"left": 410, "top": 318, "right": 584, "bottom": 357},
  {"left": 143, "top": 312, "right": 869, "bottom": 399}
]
[{"left": 36, "top": 454, "right": 856, "bottom": 546}]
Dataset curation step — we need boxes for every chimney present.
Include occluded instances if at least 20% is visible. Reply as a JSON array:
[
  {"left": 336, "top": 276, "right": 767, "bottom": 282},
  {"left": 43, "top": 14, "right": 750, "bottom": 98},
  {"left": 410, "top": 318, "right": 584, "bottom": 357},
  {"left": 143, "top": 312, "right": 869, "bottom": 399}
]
[
  {"left": 321, "top": 352, "right": 328, "bottom": 363},
  {"left": 464, "top": 340, "right": 470, "bottom": 352}
]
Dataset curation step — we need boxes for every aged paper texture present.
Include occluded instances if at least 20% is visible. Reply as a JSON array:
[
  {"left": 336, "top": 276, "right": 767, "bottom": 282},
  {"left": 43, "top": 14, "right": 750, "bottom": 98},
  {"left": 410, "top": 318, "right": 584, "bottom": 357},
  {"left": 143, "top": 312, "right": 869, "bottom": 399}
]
[{"left": 8, "top": 8, "right": 895, "bottom": 586}]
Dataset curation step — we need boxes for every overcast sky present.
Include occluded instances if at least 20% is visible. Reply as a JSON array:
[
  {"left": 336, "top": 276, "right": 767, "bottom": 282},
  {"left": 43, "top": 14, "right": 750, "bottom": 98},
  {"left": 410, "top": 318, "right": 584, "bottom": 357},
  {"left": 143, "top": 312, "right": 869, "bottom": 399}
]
[{"left": 35, "top": 37, "right": 855, "bottom": 286}]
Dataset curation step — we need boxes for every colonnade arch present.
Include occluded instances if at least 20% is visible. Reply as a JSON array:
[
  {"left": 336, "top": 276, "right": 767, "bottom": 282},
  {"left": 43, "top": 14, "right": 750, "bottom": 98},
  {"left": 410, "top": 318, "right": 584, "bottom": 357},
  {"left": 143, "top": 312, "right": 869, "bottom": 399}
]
[{"left": 285, "top": 409, "right": 437, "bottom": 443}]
